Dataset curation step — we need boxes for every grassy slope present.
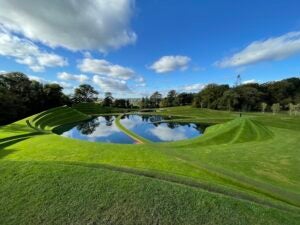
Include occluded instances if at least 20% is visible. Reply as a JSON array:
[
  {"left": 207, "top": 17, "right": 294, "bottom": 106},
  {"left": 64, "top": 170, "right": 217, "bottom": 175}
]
[
  {"left": 72, "top": 102, "right": 137, "bottom": 115},
  {"left": 0, "top": 106, "right": 299, "bottom": 224}
]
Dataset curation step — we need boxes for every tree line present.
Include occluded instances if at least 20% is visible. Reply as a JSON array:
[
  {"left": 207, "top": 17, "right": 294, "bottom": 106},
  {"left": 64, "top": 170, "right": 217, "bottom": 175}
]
[
  {"left": 140, "top": 78, "right": 300, "bottom": 114},
  {"left": 140, "top": 91, "right": 194, "bottom": 108},
  {"left": 192, "top": 77, "right": 300, "bottom": 112},
  {"left": 1, "top": 72, "right": 299, "bottom": 125},
  {"left": 0, "top": 72, "right": 134, "bottom": 125}
]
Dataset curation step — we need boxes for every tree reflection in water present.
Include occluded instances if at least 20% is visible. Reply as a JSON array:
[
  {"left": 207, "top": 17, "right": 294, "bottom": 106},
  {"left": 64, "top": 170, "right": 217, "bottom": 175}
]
[{"left": 76, "top": 118, "right": 100, "bottom": 135}]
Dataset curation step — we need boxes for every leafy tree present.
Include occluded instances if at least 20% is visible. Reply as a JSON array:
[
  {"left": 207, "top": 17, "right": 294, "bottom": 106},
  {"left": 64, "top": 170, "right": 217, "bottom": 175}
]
[
  {"left": 44, "top": 83, "right": 68, "bottom": 108},
  {"left": 150, "top": 91, "right": 162, "bottom": 108},
  {"left": 166, "top": 90, "right": 177, "bottom": 107},
  {"left": 0, "top": 72, "right": 70, "bottom": 125},
  {"left": 159, "top": 98, "right": 169, "bottom": 108},
  {"left": 114, "top": 99, "right": 130, "bottom": 108},
  {"left": 196, "top": 84, "right": 229, "bottom": 109},
  {"left": 177, "top": 92, "right": 194, "bottom": 106},
  {"left": 102, "top": 92, "right": 114, "bottom": 107},
  {"left": 73, "top": 84, "right": 98, "bottom": 103},
  {"left": 220, "top": 89, "right": 239, "bottom": 111},
  {"left": 235, "top": 86, "right": 262, "bottom": 111}
]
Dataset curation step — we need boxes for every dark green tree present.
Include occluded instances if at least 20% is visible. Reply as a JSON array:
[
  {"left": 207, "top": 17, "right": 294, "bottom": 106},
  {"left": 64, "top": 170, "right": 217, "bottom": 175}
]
[
  {"left": 102, "top": 92, "right": 114, "bottom": 107},
  {"left": 73, "top": 84, "right": 98, "bottom": 103},
  {"left": 150, "top": 91, "right": 162, "bottom": 108}
]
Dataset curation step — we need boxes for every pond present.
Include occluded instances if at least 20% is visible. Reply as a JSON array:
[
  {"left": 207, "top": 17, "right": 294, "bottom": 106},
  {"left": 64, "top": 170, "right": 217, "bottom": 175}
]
[
  {"left": 120, "top": 114, "right": 206, "bottom": 142},
  {"left": 55, "top": 115, "right": 135, "bottom": 144},
  {"left": 54, "top": 114, "right": 207, "bottom": 144}
]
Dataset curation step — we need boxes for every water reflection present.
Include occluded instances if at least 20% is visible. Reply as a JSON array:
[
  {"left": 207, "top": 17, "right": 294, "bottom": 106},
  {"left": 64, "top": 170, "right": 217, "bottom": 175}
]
[
  {"left": 76, "top": 118, "right": 100, "bottom": 135},
  {"left": 58, "top": 116, "right": 135, "bottom": 144},
  {"left": 121, "top": 115, "right": 206, "bottom": 142}
]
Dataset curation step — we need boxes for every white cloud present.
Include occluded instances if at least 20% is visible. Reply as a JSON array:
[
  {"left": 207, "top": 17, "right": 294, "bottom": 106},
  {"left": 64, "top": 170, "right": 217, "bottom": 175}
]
[
  {"left": 57, "top": 72, "right": 89, "bottom": 83},
  {"left": 78, "top": 58, "right": 136, "bottom": 80},
  {"left": 150, "top": 125, "right": 187, "bottom": 141},
  {"left": 149, "top": 55, "right": 191, "bottom": 73},
  {"left": 0, "top": 29, "right": 67, "bottom": 71},
  {"left": 134, "top": 76, "right": 146, "bottom": 87},
  {"left": 0, "top": 0, "right": 136, "bottom": 52},
  {"left": 93, "top": 75, "right": 131, "bottom": 93},
  {"left": 242, "top": 79, "right": 258, "bottom": 84},
  {"left": 120, "top": 116, "right": 142, "bottom": 129},
  {"left": 50, "top": 81, "right": 74, "bottom": 89},
  {"left": 179, "top": 83, "right": 206, "bottom": 93},
  {"left": 28, "top": 75, "right": 48, "bottom": 83},
  {"left": 216, "top": 31, "right": 300, "bottom": 68}
]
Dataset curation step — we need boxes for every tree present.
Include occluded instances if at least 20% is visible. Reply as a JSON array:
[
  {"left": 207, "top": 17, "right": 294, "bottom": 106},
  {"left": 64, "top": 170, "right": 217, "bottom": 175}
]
[
  {"left": 102, "top": 92, "right": 114, "bottom": 107},
  {"left": 44, "top": 83, "right": 70, "bottom": 108},
  {"left": 166, "top": 90, "right": 177, "bottom": 107},
  {"left": 150, "top": 91, "right": 162, "bottom": 108},
  {"left": 177, "top": 92, "right": 194, "bottom": 106},
  {"left": 195, "top": 84, "right": 229, "bottom": 109},
  {"left": 140, "top": 97, "right": 146, "bottom": 108},
  {"left": 219, "top": 89, "right": 239, "bottom": 111},
  {"left": 73, "top": 84, "right": 98, "bottom": 103},
  {"left": 271, "top": 103, "right": 280, "bottom": 115},
  {"left": 114, "top": 99, "right": 127, "bottom": 108},
  {"left": 235, "top": 86, "right": 261, "bottom": 111},
  {"left": 261, "top": 102, "right": 267, "bottom": 113},
  {"left": 159, "top": 98, "right": 169, "bottom": 108},
  {"left": 0, "top": 72, "right": 70, "bottom": 125}
]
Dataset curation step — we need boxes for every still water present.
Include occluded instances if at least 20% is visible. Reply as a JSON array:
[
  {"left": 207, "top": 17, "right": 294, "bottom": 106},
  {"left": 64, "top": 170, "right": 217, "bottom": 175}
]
[
  {"left": 120, "top": 114, "right": 205, "bottom": 142},
  {"left": 55, "top": 114, "right": 206, "bottom": 144},
  {"left": 56, "top": 116, "right": 135, "bottom": 144}
]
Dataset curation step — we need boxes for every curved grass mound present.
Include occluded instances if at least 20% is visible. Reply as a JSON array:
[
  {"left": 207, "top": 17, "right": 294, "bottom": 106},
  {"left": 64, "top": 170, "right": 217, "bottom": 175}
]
[
  {"left": 73, "top": 103, "right": 131, "bottom": 115},
  {"left": 27, "top": 106, "right": 90, "bottom": 132},
  {"left": 73, "top": 103, "right": 112, "bottom": 114},
  {"left": 197, "top": 117, "right": 274, "bottom": 146}
]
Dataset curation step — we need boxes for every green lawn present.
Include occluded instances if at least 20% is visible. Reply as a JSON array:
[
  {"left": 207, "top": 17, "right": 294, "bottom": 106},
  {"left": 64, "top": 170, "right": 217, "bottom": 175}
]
[{"left": 0, "top": 105, "right": 299, "bottom": 224}]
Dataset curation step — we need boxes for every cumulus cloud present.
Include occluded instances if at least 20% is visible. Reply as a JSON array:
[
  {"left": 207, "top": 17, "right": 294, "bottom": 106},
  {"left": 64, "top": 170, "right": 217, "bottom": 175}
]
[
  {"left": 150, "top": 125, "right": 187, "bottom": 141},
  {"left": 78, "top": 58, "right": 136, "bottom": 80},
  {"left": 93, "top": 75, "right": 131, "bottom": 93},
  {"left": 0, "top": 29, "right": 67, "bottom": 71},
  {"left": 0, "top": 0, "right": 136, "bottom": 52},
  {"left": 242, "top": 79, "right": 258, "bottom": 84},
  {"left": 57, "top": 72, "right": 89, "bottom": 83},
  {"left": 53, "top": 81, "right": 73, "bottom": 89},
  {"left": 179, "top": 83, "right": 206, "bottom": 92},
  {"left": 28, "top": 75, "right": 48, "bottom": 83},
  {"left": 149, "top": 55, "right": 191, "bottom": 73},
  {"left": 215, "top": 31, "right": 300, "bottom": 68},
  {"left": 28, "top": 75, "right": 73, "bottom": 89}
]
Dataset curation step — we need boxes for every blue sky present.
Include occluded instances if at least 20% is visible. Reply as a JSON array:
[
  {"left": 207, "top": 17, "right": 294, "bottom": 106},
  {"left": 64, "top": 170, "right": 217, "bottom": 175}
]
[{"left": 0, "top": 0, "right": 300, "bottom": 97}]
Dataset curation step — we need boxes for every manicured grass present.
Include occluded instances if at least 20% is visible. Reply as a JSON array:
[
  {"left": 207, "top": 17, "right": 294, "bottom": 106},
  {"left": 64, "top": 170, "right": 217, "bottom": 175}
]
[
  {"left": 73, "top": 102, "right": 137, "bottom": 115},
  {"left": 0, "top": 105, "right": 299, "bottom": 224}
]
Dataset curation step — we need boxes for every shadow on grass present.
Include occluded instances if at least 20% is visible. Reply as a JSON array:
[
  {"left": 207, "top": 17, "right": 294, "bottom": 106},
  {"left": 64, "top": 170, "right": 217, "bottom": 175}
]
[
  {"left": 0, "top": 132, "right": 43, "bottom": 153},
  {"left": 0, "top": 149, "right": 17, "bottom": 159}
]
